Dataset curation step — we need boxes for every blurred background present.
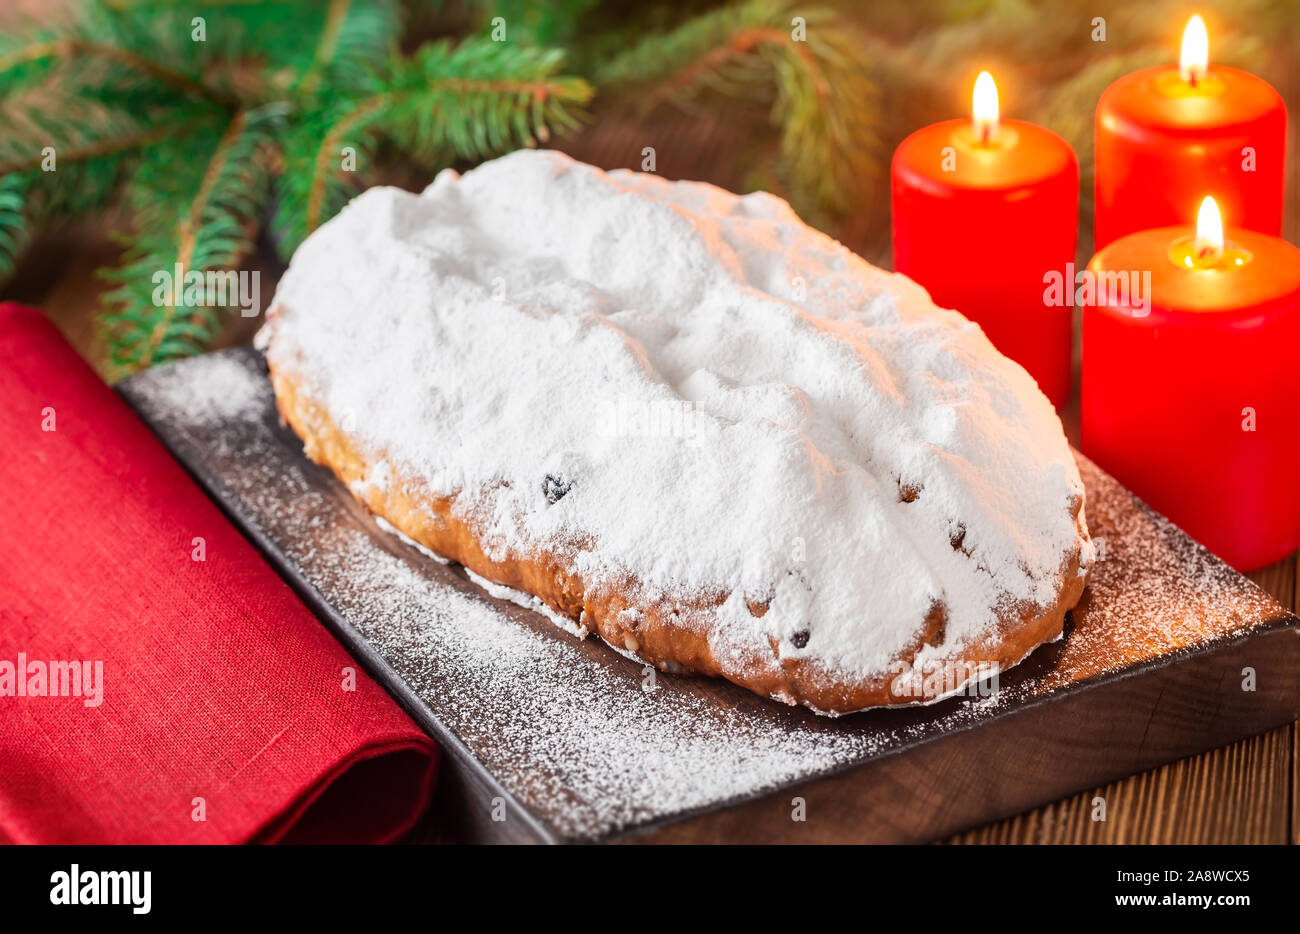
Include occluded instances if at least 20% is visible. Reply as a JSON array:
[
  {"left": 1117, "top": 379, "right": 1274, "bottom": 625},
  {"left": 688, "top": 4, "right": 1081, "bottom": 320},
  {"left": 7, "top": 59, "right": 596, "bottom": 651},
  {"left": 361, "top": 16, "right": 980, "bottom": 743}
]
[{"left": 1, "top": 0, "right": 1296, "bottom": 378}]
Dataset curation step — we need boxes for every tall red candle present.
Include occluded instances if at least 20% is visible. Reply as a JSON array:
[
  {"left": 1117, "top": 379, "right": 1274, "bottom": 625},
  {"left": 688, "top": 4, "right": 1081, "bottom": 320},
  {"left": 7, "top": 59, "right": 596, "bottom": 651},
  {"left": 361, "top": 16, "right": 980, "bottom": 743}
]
[
  {"left": 1094, "top": 15, "right": 1286, "bottom": 249},
  {"left": 893, "top": 72, "right": 1078, "bottom": 407},
  {"left": 1082, "top": 198, "right": 1300, "bottom": 571}
]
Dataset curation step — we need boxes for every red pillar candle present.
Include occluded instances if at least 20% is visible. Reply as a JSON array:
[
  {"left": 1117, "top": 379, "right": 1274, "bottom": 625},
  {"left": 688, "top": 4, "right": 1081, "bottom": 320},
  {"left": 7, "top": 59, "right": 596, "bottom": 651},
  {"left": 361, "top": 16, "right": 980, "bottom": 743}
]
[
  {"left": 893, "top": 72, "right": 1078, "bottom": 407},
  {"left": 1094, "top": 15, "right": 1286, "bottom": 249},
  {"left": 1082, "top": 197, "right": 1300, "bottom": 572}
]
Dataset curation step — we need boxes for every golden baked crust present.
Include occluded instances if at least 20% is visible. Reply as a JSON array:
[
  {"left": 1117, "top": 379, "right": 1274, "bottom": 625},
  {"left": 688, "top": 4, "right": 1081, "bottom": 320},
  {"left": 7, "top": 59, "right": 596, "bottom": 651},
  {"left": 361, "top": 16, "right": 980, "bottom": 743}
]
[{"left": 265, "top": 350, "right": 1088, "bottom": 714}]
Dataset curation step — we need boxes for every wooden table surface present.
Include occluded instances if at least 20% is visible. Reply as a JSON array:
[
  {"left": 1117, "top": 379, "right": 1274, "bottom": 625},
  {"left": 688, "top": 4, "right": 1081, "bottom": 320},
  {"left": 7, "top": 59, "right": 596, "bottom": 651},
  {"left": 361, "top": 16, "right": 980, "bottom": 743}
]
[{"left": 6, "top": 94, "right": 1298, "bottom": 844}]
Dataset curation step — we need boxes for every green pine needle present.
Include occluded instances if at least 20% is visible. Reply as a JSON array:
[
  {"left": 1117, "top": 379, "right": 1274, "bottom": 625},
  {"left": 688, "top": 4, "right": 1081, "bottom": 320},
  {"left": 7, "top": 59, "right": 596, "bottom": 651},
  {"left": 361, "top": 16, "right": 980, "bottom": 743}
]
[
  {"left": 0, "top": 172, "right": 32, "bottom": 282},
  {"left": 596, "top": 0, "right": 881, "bottom": 223},
  {"left": 0, "top": 0, "right": 591, "bottom": 376},
  {"left": 100, "top": 103, "right": 287, "bottom": 376},
  {"left": 273, "top": 38, "right": 591, "bottom": 258}
]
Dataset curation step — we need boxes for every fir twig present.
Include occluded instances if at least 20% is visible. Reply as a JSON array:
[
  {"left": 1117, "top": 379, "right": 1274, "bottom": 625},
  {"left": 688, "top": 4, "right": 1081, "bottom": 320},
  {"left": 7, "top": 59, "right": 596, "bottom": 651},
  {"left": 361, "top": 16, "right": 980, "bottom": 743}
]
[
  {"left": 0, "top": 127, "right": 174, "bottom": 176},
  {"left": 304, "top": 97, "right": 384, "bottom": 233},
  {"left": 596, "top": 0, "right": 880, "bottom": 222},
  {"left": 0, "top": 172, "right": 32, "bottom": 284},
  {"left": 294, "top": 0, "right": 402, "bottom": 96},
  {"left": 100, "top": 104, "right": 287, "bottom": 375},
  {"left": 274, "top": 38, "right": 591, "bottom": 254},
  {"left": 0, "top": 0, "right": 590, "bottom": 374},
  {"left": 0, "top": 38, "right": 234, "bottom": 105}
]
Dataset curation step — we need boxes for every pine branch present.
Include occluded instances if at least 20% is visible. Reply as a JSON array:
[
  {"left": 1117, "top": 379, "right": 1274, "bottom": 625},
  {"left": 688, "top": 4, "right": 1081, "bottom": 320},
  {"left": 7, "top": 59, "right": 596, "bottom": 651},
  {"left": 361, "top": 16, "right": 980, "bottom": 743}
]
[
  {"left": 596, "top": 0, "right": 880, "bottom": 221},
  {"left": 270, "top": 96, "right": 385, "bottom": 255},
  {"left": 0, "top": 49, "right": 212, "bottom": 278},
  {"left": 100, "top": 104, "right": 287, "bottom": 375},
  {"left": 378, "top": 40, "right": 591, "bottom": 158},
  {"left": 0, "top": 37, "right": 233, "bottom": 105},
  {"left": 0, "top": 61, "right": 192, "bottom": 173},
  {"left": 0, "top": 172, "right": 33, "bottom": 285},
  {"left": 35, "top": 151, "right": 135, "bottom": 221},
  {"left": 0, "top": 153, "right": 144, "bottom": 291},
  {"left": 87, "top": 1, "right": 314, "bottom": 89},
  {"left": 295, "top": 0, "right": 401, "bottom": 95},
  {"left": 0, "top": 2, "right": 595, "bottom": 372},
  {"left": 273, "top": 38, "right": 591, "bottom": 256},
  {"left": 0, "top": 127, "right": 174, "bottom": 177},
  {"left": 0, "top": 47, "right": 196, "bottom": 283},
  {"left": 304, "top": 98, "right": 385, "bottom": 234}
]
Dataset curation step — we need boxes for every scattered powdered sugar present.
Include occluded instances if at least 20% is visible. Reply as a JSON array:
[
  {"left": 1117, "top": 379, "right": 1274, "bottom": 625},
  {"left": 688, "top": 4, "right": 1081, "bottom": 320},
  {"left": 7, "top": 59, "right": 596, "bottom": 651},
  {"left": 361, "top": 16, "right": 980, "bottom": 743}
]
[
  {"left": 121, "top": 349, "right": 1288, "bottom": 841},
  {"left": 1031, "top": 458, "right": 1284, "bottom": 692},
  {"left": 257, "top": 149, "right": 1093, "bottom": 690},
  {"left": 133, "top": 348, "right": 266, "bottom": 428}
]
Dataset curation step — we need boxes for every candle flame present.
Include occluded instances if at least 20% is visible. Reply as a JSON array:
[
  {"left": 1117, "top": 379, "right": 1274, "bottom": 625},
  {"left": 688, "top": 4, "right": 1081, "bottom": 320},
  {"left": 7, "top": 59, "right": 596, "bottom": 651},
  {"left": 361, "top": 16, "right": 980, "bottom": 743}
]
[
  {"left": 972, "top": 71, "right": 998, "bottom": 143},
  {"left": 1194, "top": 196, "right": 1224, "bottom": 263},
  {"left": 1180, "top": 15, "right": 1208, "bottom": 84}
]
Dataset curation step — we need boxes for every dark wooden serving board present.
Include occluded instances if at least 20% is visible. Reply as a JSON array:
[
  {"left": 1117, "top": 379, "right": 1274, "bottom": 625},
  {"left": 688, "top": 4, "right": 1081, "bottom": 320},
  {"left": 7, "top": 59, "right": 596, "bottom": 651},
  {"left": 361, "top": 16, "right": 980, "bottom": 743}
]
[{"left": 119, "top": 347, "right": 1300, "bottom": 844}]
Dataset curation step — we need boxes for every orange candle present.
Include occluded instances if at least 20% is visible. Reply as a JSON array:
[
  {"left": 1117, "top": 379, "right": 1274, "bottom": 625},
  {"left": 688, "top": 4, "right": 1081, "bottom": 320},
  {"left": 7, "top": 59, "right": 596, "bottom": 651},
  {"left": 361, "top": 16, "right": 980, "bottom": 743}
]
[
  {"left": 1095, "top": 15, "right": 1286, "bottom": 249},
  {"left": 1082, "top": 197, "right": 1300, "bottom": 571}
]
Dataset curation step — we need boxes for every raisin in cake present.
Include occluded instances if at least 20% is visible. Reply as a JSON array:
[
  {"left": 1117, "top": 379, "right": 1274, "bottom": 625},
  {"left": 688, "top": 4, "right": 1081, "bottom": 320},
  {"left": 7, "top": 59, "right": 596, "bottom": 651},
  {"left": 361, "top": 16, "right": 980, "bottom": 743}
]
[{"left": 256, "top": 149, "right": 1093, "bottom": 715}]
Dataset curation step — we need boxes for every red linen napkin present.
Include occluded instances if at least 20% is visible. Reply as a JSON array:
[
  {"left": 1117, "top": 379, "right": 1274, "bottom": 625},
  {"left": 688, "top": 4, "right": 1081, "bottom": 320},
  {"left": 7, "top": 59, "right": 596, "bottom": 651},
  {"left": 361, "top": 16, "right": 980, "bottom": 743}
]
[{"left": 0, "top": 303, "right": 437, "bottom": 844}]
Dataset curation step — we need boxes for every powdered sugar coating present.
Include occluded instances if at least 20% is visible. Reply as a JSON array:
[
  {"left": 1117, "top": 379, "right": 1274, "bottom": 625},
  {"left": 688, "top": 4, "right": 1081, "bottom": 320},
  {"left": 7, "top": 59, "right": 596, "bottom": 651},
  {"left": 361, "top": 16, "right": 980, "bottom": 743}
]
[{"left": 258, "top": 150, "right": 1091, "bottom": 690}]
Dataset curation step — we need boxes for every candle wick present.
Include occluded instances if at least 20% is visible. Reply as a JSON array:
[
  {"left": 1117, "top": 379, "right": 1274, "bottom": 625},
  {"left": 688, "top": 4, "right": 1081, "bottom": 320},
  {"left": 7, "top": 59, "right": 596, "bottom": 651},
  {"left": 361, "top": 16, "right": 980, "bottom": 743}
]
[{"left": 1193, "top": 242, "right": 1224, "bottom": 266}]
